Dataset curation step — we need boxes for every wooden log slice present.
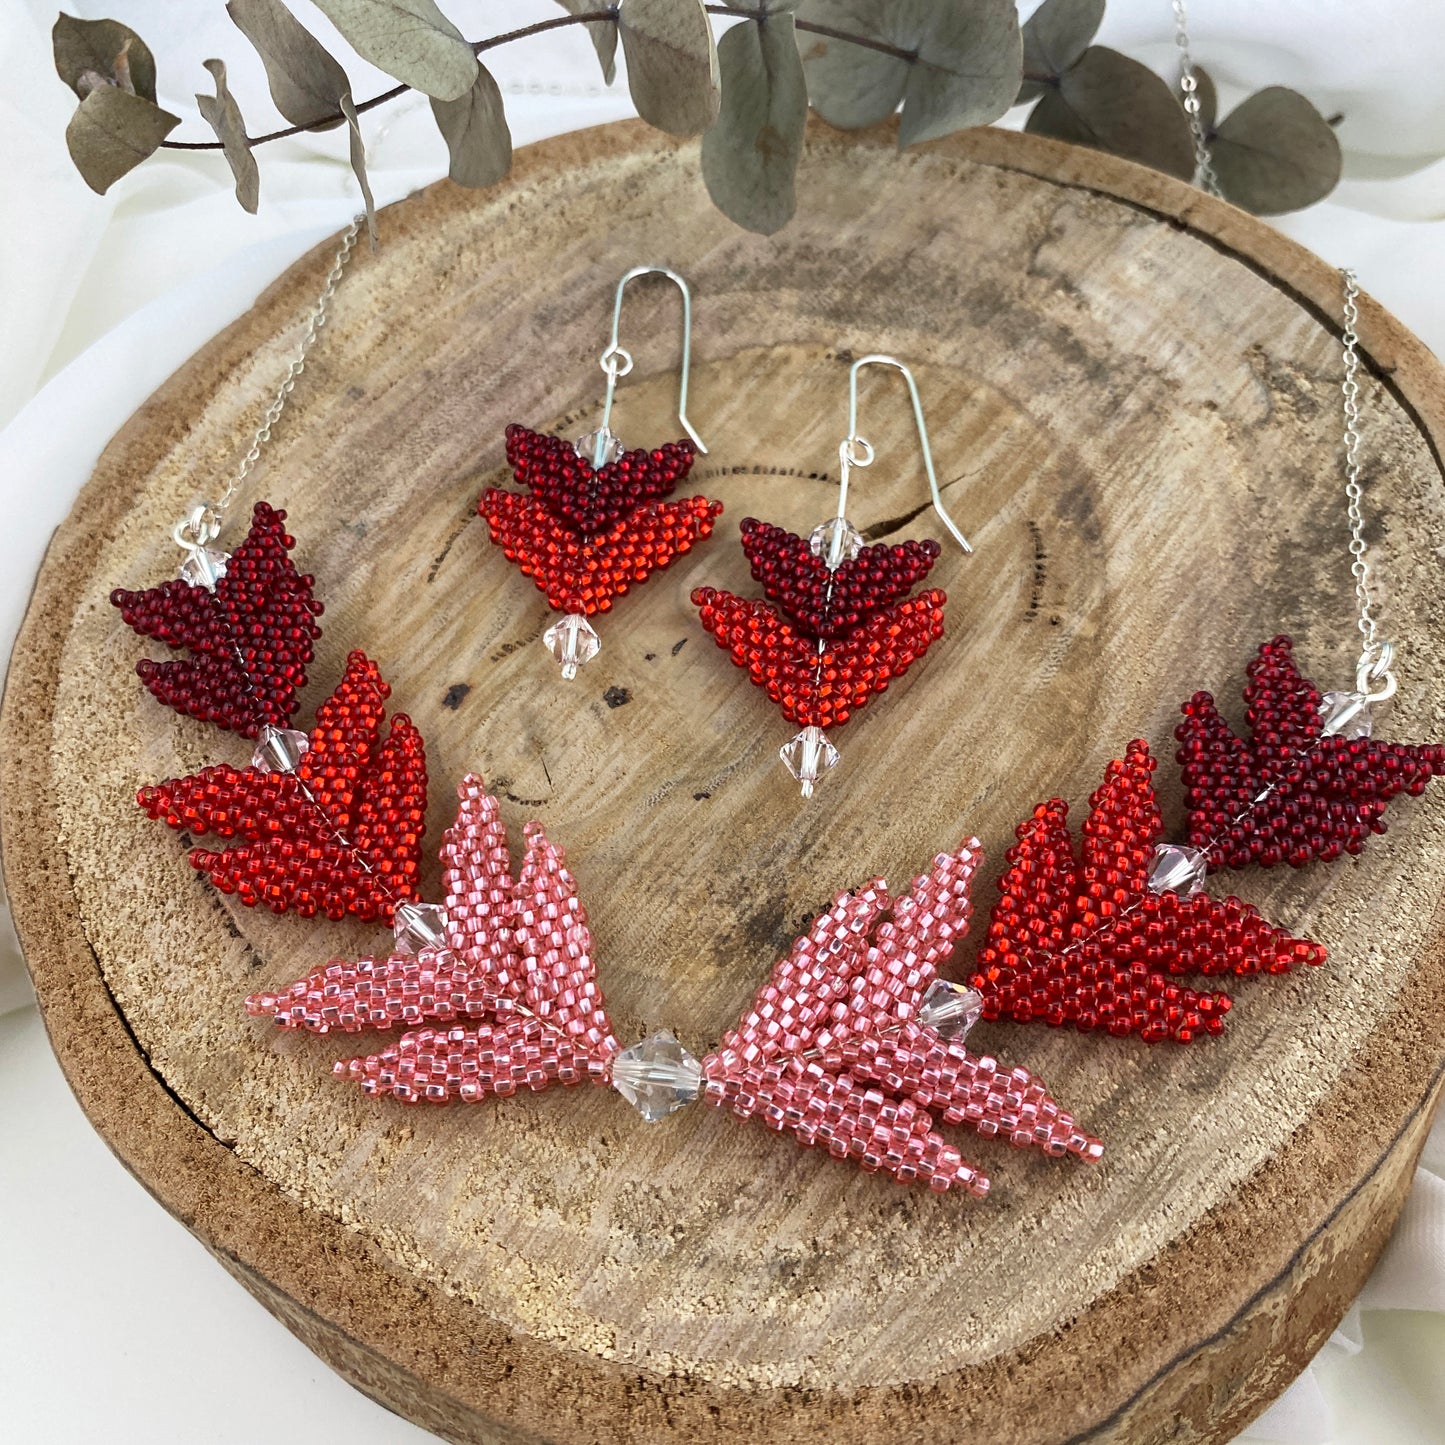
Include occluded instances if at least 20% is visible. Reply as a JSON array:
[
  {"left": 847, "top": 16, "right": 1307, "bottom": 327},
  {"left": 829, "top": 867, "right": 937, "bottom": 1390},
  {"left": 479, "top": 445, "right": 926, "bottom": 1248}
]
[{"left": 4, "top": 118, "right": 1445, "bottom": 1445}]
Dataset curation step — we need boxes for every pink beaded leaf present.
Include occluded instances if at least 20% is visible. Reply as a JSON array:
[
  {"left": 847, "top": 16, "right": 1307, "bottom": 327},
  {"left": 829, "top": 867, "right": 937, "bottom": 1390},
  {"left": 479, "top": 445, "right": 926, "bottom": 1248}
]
[
  {"left": 247, "top": 776, "right": 621, "bottom": 1102},
  {"left": 973, "top": 741, "right": 1326, "bottom": 1044},
  {"left": 700, "top": 843, "right": 1103, "bottom": 1196},
  {"left": 1177, "top": 635, "right": 1445, "bottom": 868},
  {"left": 110, "top": 501, "right": 323, "bottom": 738}
]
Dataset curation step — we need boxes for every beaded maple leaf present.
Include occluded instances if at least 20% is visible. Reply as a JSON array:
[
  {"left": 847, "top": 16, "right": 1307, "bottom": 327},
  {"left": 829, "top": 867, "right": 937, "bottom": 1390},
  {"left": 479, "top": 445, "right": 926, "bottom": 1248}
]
[
  {"left": 970, "top": 741, "right": 1326, "bottom": 1044},
  {"left": 1177, "top": 635, "right": 1445, "bottom": 868},
  {"left": 479, "top": 424, "right": 723, "bottom": 617},
  {"left": 139, "top": 650, "right": 427, "bottom": 923},
  {"left": 110, "top": 501, "right": 323, "bottom": 738},
  {"left": 248, "top": 777, "right": 1101, "bottom": 1196}
]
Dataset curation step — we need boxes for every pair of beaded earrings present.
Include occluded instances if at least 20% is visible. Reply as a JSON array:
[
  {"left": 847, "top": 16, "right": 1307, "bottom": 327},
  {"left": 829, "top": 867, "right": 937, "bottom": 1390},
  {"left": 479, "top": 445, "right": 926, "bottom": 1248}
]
[{"left": 478, "top": 265, "right": 970, "bottom": 798}]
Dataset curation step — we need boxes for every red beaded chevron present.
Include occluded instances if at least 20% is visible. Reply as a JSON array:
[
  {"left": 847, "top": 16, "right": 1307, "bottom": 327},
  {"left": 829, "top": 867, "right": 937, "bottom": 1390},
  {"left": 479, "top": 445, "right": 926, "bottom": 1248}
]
[
  {"left": 110, "top": 501, "right": 323, "bottom": 738},
  {"left": 971, "top": 741, "right": 1325, "bottom": 1043},
  {"left": 1177, "top": 636, "right": 1445, "bottom": 868},
  {"left": 138, "top": 651, "right": 427, "bottom": 923}
]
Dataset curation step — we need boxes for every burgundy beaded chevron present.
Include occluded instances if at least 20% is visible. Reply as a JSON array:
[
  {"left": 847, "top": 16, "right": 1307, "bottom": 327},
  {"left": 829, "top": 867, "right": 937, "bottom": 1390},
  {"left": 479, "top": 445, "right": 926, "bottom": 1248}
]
[
  {"left": 247, "top": 777, "right": 1102, "bottom": 1196},
  {"left": 110, "top": 501, "right": 323, "bottom": 738},
  {"left": 971, "top": 741, "right": 1326, "bottom": 1044},
  {"left": 1177, "top": 635, "right": 1445, "bottom": 868}
]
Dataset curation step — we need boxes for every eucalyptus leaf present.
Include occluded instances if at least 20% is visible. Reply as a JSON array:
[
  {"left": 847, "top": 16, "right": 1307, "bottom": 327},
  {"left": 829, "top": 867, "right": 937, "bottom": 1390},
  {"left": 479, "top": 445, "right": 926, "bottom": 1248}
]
[
  {"left": 1019, "top": 0, "right": 1104, "bottom": 103},
  {"left": 618, "top": 0, "right": 720, "bottom": 137},
  {"left": 702, "top": 6, "right": 807, "bottom": 234},
  {"left": 197, "top": 58, "right": 259, "bottom": 213},
  {"left": 797, "top": 0, "right": 1022, "bottom": 149},
  {"left": 340, "top": 93, "right": 379, "bottom": 249},
  {"left": 227, "top": 0, "right": 349, "bottom": 131},
  {"left": 53, "top": 14, "right": 157, "bottom": 103},
  {"left": 1026, "top": 45, "right": 1194, "bottom": 180},
  {"left": 554, "top": 0, "right": 619, "bottom": 86},
  {"left": 65, "top": 85, "right": 178, "bottom": 194},
  {"left": 311, "top": 0, "right": 476, "bottom": 102},
  {"left": 1210, "top": 87, "right": 1341, "bottom": 215},
  {"left": 430, "top": 63, "right": 512, "bottom": 188}
]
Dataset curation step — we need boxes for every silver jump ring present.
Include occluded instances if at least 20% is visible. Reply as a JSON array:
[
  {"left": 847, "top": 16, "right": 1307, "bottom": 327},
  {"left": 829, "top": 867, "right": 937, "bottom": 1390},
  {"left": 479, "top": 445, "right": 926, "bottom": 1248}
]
[
  {"left": 600, "top": 344, "right": 634, "bottom": 379},
  {"left": 841, "top": 435, "right": 875, "bottom": 468}
]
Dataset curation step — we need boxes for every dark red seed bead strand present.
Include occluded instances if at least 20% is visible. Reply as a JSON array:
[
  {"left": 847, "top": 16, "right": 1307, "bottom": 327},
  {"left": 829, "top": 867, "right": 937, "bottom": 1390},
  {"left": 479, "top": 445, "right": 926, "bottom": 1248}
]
[
  {"left": 738, "top": 517, "right": 941, "bottom": 639},
  {"left": 1176, "top": 635, "right": 1445, "bottom": 868},
  {"left": 110, "top": 501, "right": 323, "bottom": 738}
]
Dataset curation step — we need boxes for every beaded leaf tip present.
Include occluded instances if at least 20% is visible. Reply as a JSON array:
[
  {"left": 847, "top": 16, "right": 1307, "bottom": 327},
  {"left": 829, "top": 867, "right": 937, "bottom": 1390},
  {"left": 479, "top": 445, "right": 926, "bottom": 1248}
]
[
  {"left": 139, "top": 650, "right": 427, "bottom": 923},
  {"left": 248, "top": 780, "right": 1101, "bottom": 1195},
  {"left": 110, "top": 501, "right": 323, "bottom": 738},
  {"left": 1177, "top": 636, "right": 1445, "bottom": 868},
  {"left": 972, "top": 741, "right": 1326, "bottom": 1043}
]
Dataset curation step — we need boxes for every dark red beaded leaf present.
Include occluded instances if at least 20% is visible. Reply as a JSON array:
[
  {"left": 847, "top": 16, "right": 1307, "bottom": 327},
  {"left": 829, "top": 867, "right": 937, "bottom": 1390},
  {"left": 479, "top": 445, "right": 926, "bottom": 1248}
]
[
  {"left": 971, "top": 740, "right": 1326, "bottom": 1044},
  {"left": 691, "top": 587, "right": 945, "bottom": 731},
  {"left": 739, "top": 517, "right": 941, "bottom": 639},
  {"left": 1176, "top": 635, "right": 1445, "bottom": 868},
  {"left": 109, "top": 501, "right": 323, "bottom": 739},
  {"left": 138, "top": 651, "right": 427, "bottom": 924}
]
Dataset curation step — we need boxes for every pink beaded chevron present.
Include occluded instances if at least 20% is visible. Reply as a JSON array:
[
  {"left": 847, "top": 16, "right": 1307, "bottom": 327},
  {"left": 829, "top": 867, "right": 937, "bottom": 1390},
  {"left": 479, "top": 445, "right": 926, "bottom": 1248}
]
[
  {"left": 246, "top": 775, "right": 619, "bottom": 1101},
  {"left": 700, "top": 843, "right": 1103, "bottom": 1196}
]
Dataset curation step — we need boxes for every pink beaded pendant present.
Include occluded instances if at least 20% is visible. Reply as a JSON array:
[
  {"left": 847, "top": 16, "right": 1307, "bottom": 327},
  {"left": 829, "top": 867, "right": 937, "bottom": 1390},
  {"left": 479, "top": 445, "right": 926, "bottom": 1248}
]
[
  {"left": 139, "top": 650, "right": 427, "bottom": 923},
  {"left": 972, "top": 741, "right": 1326, "bottom": 1043},
  {"left": 1177, "top": 636, "right": 1445, "bottom": 868},
  {"left": 110, "top": 501, "right": 323, "bottom": 738},
  {"left": 249, "top": 778, "right": 1102, "bottom": 1195}
]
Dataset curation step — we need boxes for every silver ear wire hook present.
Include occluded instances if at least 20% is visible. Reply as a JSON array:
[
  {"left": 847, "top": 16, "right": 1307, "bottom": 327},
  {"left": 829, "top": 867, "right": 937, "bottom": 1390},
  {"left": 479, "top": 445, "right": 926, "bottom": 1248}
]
[
  {"left": 832, "top": 354, "right": 971, "bottom": 567},
  {"left": 594, "top": 265, "right": 708, "bottom": 468}
]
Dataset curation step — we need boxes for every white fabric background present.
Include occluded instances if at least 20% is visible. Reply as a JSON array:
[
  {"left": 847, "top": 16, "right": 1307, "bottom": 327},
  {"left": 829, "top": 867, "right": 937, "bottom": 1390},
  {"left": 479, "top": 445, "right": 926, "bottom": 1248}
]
[{"left": 1, "top": 2, "right": 1442, "bottom": 1441}]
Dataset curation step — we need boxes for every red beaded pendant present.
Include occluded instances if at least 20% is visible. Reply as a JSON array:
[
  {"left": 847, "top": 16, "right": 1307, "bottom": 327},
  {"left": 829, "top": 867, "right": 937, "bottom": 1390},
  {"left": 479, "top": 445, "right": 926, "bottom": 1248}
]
[
  {"left": 692, "top": 518, "right": 947, "bottom": 795},
  {"left": 110, "top": 501, "right": 323, "bottom": 738},
  {"left": 139, "top": 650, "right": 427, "bottom": 923},
  {"left": 971, "top": 741, "right": 1326, "bottom": 1043},
  {"left": 1177, "top": 635, "right": 1445, "bottom": 868},
  {"left": 478, "top": 424, "right": 723, "bottom": 676}
]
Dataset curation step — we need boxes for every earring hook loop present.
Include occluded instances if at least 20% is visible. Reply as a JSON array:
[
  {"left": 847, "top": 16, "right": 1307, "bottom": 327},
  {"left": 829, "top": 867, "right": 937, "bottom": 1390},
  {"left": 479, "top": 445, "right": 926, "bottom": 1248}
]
[{"left": 594, "top": 265, "right": 707, "bottom": 467}]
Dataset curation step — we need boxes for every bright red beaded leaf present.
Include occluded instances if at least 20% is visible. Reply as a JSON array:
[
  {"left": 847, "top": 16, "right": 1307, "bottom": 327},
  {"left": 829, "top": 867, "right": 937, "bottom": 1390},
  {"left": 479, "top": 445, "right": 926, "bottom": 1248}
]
[
  {"left": 1177, "top": 635, "right": 1445, "bottom": 868},
  {"left": 110, "top": 501, "right": 323, "bottom": 739},
  {"left": 503, "top": 424, "right": 698, "bottom": 536},
  {"left": 972, "top": 741, "right": 1326, "bottom": 1044},
  {"left": 138, "top": 650, "right": 427, "bottom": 923},
  {"left": 480, "top": 488, "right": 723, "bottom": 616},
  {"left": 702, "top": 841, "right": 1102, "bottom": 1194},
  {"left": 738, "top": 517, "right": 941, "bottom": 640},
  {"left": 691, "top": 586, "right": 946, "bottom": 730},
  {"left": 247, "top": 775, "right": 621, "bottom": 1102}
]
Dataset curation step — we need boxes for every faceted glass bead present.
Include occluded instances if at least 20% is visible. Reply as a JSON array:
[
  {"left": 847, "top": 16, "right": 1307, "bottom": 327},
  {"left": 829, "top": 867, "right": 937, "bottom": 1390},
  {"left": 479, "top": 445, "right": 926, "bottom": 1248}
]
[
  {"left": 1147, "top": 843, "right": 1209, "bottom": 898},
  {"left": 918, "top": 979, "right": 984, "bottom": 1040},
  {"left": 179, "top": 546, "right": 230, "bottom": 590},
  {"left": 610, "top": 1030, "right": 704, "bottom": 1122},
  {"left": 543, "top": 613, "right": 602, "bottom": 680},
  {"left": 393, "top": 901, "right": 449, "bottom": 955},
  {"left": 779, "top": 725, "right": 839, "bottom": 799},
  {"left": 251, "top": 725, "right": 310, "bottom": 774},
  {"left": 1319, "top": 689, "right": 1374, "bottom": 740},
  {"left": 575, "top": 427, "right": 624, "bottom": 467},
  {"left": 808, "top": 515, "right": 864, "bottom": 568}
]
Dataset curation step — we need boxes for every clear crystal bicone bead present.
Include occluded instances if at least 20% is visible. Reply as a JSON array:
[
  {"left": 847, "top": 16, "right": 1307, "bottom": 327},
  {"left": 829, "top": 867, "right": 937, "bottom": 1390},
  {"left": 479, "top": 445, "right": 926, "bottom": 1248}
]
[
  {"left": 808, "top": 515, "right": 864, "bottom": 568},
  {"left": 779, "top": 726, "right": 839, "bottom": 799},
  {"left": 576, "top": 427, "right": 624, "bottom": 467},
  {"left": 1319, "top": 689, "right": 1375, "bottom": 740},
  {"left": 543, "top": 613, "right": 601, "bottom": 680},
  {"left": 610, "top": 1030, "right": 704, "bottom": 1122},
  {"left": 251, "top": 724, "right": 310, "bottom": 774},
  {"left": 1147, "top": 843, "right": 1209, "bottom": 898},
  {"left": 917, "top": 979, "right": 984, "bottom": 1040},
  {"left": 179, "top": 546, "right": 230, "bottom": 590},
  {"left": 393, "top": 901, "right": 450, "bottom": 955}
]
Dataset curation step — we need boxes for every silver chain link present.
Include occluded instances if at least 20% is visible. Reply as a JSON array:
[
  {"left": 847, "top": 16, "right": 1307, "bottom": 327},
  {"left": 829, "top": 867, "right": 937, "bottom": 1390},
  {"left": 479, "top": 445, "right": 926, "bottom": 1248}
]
[
  {"left": 1172, "top": 0, "right": 1222, "bottom": 198},
  {"left": 176, "top": 216, "right": 363, "bottom": 550}
]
